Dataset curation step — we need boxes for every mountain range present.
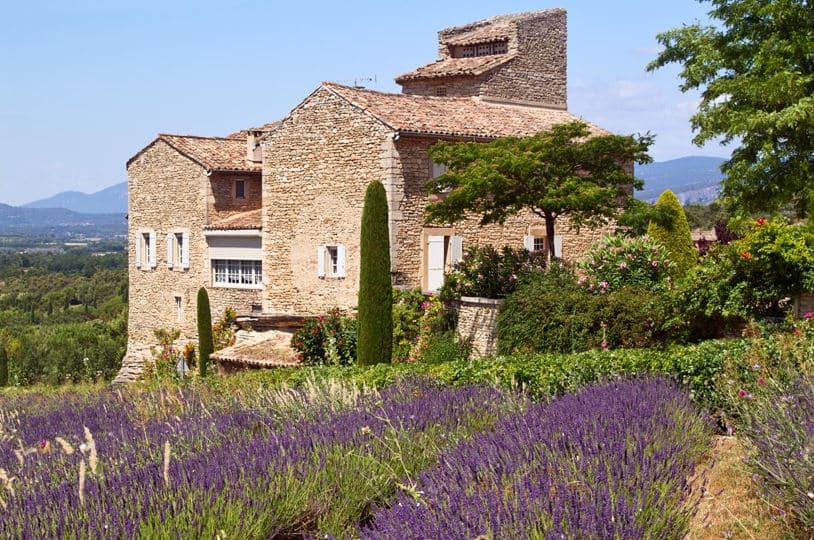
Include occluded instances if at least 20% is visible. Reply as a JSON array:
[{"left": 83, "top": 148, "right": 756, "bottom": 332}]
[
  {"left": 635, "top": 156, "right": 726, "bottom": 204},
  {"left": 23, "top": 182, "right": 128, "bottom": 214}
]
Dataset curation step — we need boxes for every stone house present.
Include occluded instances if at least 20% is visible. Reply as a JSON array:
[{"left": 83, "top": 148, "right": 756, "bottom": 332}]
[{"left": 117, "top": 9, "right": 616, "bottom": 380}]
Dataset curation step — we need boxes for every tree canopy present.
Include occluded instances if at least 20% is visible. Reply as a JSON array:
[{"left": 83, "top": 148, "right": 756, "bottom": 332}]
[
  {"left": 648, "top": 0, "right": 814, "bottom": 218},
  {"left": 425, "top": 121, "right": 653, "bottom": 260}
]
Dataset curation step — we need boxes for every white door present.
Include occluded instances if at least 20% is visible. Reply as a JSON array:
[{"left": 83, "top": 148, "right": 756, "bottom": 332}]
[{"left": 426, "top": 235, "right": 446, "bottom": 291}]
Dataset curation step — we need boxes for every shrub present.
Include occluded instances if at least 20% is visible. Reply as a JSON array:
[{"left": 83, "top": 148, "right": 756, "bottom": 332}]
[
  {"left": 440, "top": 245, "right": 547, "bottom": 301},
  {"left": 0, "top": 343, "right": 7, "bottom": 387},
  {"left": 196, "top": 288, "right": 213, "bottom": 377},
  {"left": 357, "top": 181, "right": 393, "bottom": 365},
  {"left": 291, "top": 308, "right": 357, "bottom": 366},
  {"left": 419, "top": 331, "right": 471, "bottom": 364},
  {"left": 647, "top": 189, "right": 696, "bottom": 275},
  {"left": 411, "top": 295, "right": 447, "bottom": 361},
  {"left": 212, "top": 308, "right": 237, "bottom": 351},
  {"left": 145, "top": 327, "right": 182, "bottom": 382},
  {"left": 578, "top": 233, "right": 673, "bottom": 293},
  {"left": 392, "top": 288, "right": 425, "bottom": 362}
]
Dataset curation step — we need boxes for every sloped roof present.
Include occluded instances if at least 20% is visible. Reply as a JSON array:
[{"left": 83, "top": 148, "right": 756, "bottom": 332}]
[
  {"left": 127, "top": 134, "right": 261, "bottom": 172},
  {"left": 323, "top": 83, "right": 607, "bottom": 139},
  {"left": 205, "top": 208, "right": 262, "bottom": 231},
  {"left": 211, "top": 338, "right": 299, "bottom": 368},
  {"left": 226, "top": 120, "right": 283, "bottom": 140},
  {"left": 395, "top": 54, "right": 514, "bottom": 82},
  {"left": 445, "top": 23, "right": 511, "bottom": 46}
]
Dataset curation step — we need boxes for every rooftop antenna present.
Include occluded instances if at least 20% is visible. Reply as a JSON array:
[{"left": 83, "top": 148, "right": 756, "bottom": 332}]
[{"left": 352, "top": 75, "right": 377, "bottom": 88}]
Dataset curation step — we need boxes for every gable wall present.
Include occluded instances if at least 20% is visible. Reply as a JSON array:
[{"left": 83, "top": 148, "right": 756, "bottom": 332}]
[
  {"left": 126, "top": 140, "right": 260, "bottom": 358},
  {"left": 262, "top": 88, "right": 392, "bottom": 314},
  {"left": 208, "top": 171, "right": 262, "bottom": 222}
]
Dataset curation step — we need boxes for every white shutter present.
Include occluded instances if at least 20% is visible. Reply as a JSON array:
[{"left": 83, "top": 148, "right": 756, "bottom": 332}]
[
  {"left": 449, "top": 235, "right": 463, "bottom": 264},
  {"left": 135, "top": 233, "right": 142, "bottom": 268},
  {"left": 317, "top": 245, "right": 326, "bottom": 277},
  {"left": 149, "top": 231, "right": 157, "bottom": 268},
  {"left": 166, "top": 233, "right": 174, "bottom": 269},
  {"left": 336, "top": 245, "right": 346, "bottom": 278},
  {"left": 523, "top": 235, "right": 535, "bottom": 252},
  {"left": 181, "top": 232, "right": 190, "bottom": 269},
  {"left": 554, "top": 235, "right": 563, "bottom": 258}
]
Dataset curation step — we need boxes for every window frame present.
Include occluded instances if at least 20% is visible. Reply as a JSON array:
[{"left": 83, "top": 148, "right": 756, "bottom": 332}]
[
  {"left": 234, "top": 179, "right": 246, "bottom": 200},
  {"left": 211, "top": 259, "right": 262, "bottom": 289}
]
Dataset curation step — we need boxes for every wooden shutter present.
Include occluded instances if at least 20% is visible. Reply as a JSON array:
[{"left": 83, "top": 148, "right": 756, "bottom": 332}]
[
  {"left": 149, "top": 231, "right": 157, "bottom": 268},
  {"left": 181, "top": 232, "right": 190, "bottom": 269},
  {"left": 166, "top": 233, "right": 174, "bottom": 268},
  {"left": 523, "top": 235, "right": 534, "bottom": 252},
  {"left": 449, "top": 235, "right": 463, "bottom": 264},
  {"left": 135, "top": 233, "right": 142, "bottom": 268},
  {"left": 554, "top": 235, "right": 563, "bottom": 258},
  {"left": 336, "top": 245, "right": 346, "bottom": 278},
  {"left": 317, "top": 246, "right": 326, "bottom": 277}
]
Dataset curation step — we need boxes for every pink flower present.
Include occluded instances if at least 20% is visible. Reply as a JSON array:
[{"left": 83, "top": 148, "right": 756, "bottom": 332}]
[
  {"left": 619, "top": 262, "right": 627, "bottom": 269},
  {"left": 805, "top": 312, "right": 813, "bottom": 319},
  {"left": 599, "top": 281, "right": 608, "bottom": 289},
  {"left": 738, "top": 389, "right": 747, "bottom": 397},
  {"left": 651, "top": 260, "right": 659, "bottom": 268},
  {"left": 600, "top": 340, "right": 608, "bottom": 350},
  {"left": 38, "top": 440, "right": 47, "bottom": 450},
  {"left": 757, "top": 377, "right": 767, "bottom": 386}
]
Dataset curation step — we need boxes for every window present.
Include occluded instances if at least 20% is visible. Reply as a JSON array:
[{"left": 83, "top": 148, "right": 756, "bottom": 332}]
[
  {"left": 175, "top": 296, "right": 183, "bottom": 322},
  {"left": 136, "top": 230, "right": 156, "bottom": 269},
  {"left": 166, "top": 231, "right": 189, "bottom": 269},
  {"left": 454, "top": 40, "right": 508, "bottom": 58},
  {"left": 175, "top": 233, "right": 184, "bottom": 264},
  {"left": 212, "top": 259, "right": 262, "bottom": 288},
  {"left": 235, "top": 179, "right": 246, "bottom": 200},
  {"left": 524, "top": 234, "right": 563, "bottom": 257},
  {"left": 430, "top": 159, "right": 452, "bottom": 193},
  {"left": 435, "top": 86, "right": 447, "bottom": 97},
  {"left": 317, "top": 245, "right": 346, "bottom": 278},
  {"left": 533, "top": 237, "right": 546, "bottom": 252}
]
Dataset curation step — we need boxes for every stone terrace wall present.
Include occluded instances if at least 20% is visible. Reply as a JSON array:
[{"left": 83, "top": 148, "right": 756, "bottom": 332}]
[
  {"left": 389, "top": 135, "right": 613, "bottom": 288},
  {"left": 208, "top": 171, "right": 262, "bottom": 223},
  {"left": 126, "top": 141, "right": 260, "bottom": 359},
  {"left": 261, "top": 87, "right": 391, "bottom": 314},
  {"left": 456, "top": 297, "right": 502, "bottom": 358}
]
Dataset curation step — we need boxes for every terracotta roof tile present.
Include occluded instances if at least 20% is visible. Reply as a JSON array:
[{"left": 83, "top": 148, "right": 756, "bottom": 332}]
[
  {"left": 157, "top": 134, "right": 260, "bottom": 172},
  {"left": 226, "top": 120, "right": 283, "bottom": 140},
  {"left": 212, "top": 338, "right": 299, "bottom": 367},
  {"left": 205, "top": 208, "right": 262, "bottom": 231},
  {"left": 444, "top": 24, "right": 510, "bottom": 46},
  {"left": 395, "top": 54, "right": 514, "bottom": 82},
  {"left": 324, "top": 83, "right": 609, "bottom": 139}
]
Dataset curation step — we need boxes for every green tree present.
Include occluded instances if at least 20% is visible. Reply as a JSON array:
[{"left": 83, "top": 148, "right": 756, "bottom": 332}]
[
  {"left": 648, "top": 190, "right": 696, "bottom": 276},
  {"left": 425, "top": 121, "right": 653, "bottom": 261},
  {"left": 196, "top": 287, "right": 214, "bottom": 377},
  {"left": 357, "top": 181, "right": 393, "bottom": 365},
  {"left": 648, "top": 0, "right": 814, "bottom": 218}
]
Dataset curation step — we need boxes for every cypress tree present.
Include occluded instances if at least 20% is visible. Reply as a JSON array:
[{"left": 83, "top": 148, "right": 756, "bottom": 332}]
[
  {"left": 357, "top": 181, "right": 393, "bottom": 365},
  {"left": 647, "top": 189, "right": 696, "bottom": 276},
  {"left": 0, "top": 344, "right": 8, "bottom": 387},
  {"left": 196, "top": 287, "right": 214, "bottom": 377}
]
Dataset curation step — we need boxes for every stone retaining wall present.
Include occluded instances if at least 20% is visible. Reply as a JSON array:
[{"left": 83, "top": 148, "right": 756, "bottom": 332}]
[{"left": 456, "top": 296, "right": 502, "bottom": 358}]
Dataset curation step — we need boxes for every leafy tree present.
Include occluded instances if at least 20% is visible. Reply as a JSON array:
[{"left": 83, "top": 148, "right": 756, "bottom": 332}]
[
  {"left": 357, "top": 181, "right": 393, "bottom": 365},
  {"left": 648, "top": 190, "right": 697, "bottom": 276},
  {"left": 425, "top": 121, "right": 653, "bottom": 261},
  {"left": 196, "top": 288, "right": 214, "bottom": 377},
  {"left": 648, "top": 0, "right": 814, "bottom": 218}
]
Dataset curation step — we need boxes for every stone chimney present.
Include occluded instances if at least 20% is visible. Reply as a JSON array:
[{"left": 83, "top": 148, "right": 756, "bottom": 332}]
[{"left": 246, "top": 131, "right": 263, "bottom": 163}]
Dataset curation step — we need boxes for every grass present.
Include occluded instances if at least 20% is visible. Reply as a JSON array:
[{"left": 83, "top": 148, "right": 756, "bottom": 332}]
[{"left": 688, "top": 436, "right": 795, "bottom": 539}]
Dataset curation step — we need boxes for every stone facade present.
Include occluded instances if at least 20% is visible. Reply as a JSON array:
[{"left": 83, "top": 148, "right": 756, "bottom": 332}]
[
  {"left": 795, "top": 293, "right": 814, "bottom": 318},
  {"left": 456, "top": 297, "right": 502, "bottom": 358},
  {"left": 208, "top": 172, "right": 262, "bottom": 222}
]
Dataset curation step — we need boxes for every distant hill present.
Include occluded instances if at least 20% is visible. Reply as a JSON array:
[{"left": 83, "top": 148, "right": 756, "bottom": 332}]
[
  {"left": 0, "top": 203, "right": 126, "bottom": 236},
  {"left": 636, "top": 156, "right": 727, "bottom": 204},
  {"left": 23, "top": 182, "right": 127, "bottom": 214}
]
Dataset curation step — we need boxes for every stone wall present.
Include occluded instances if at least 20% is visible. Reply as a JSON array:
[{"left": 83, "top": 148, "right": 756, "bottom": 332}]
[
  {"left": 795, "top": 293, "right": 814, "bottom": 318},
  {"left": 126, "top": 140, "right": 261, "bottom": 360},
  {"left": 208, "top": 171, "right": 262, "bottom": 222},
  {"left": 456, "top": 296, "right": 501, "bottom": 358},
  {"left": 400, "top": 75, "right": 484, "bottom": 98},
  {"left": 389, "top": 135, "right": 614, "bottom": 288},
  {"left": 481, "top": 10, "right": 567, "bottom": 108},
  {"left": 261, "top": 87, "right": 391, "bottom": 314}
]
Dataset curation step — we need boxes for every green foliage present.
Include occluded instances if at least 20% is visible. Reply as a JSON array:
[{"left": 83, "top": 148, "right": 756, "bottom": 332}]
[
  {"left": 439, "top": 245, "right": 547, "bottom": 300},
  {"left": 145, "top": 328, "right": 183, "bottom": 382},
  {"left": 357, "top": 181, "right": 393, "bottom": 365},
  {"left": 647, "top": 190, "right": 696, "bottom": 275},
  {"left": 212, "top": 308, "right": 237, "bottom": 351},
  {"left": 683, "top": 201, "right": 728, "bottom": 230},
  {"left": 578, "top": 234, "right": 673, "bottom": 292},
  {"left": 291, "top": 309, "right": 358, "bottom": 366},
  {"left": 392, "top": 288, "right": 425, "bottom": 362},
  {"left": 425, "top": 121, "right": 653, "bottom": 261},
  {"left": 196, "top": 288, "right": 213, "bottom": 377},
  {"left": 648, "top": 0, "right": 814, "bottom": 217},
  {"left": 0, "top": 343, "right": 8, "bottom": 387},
  {"left": 497, "top": 265, "right": 673, "bottom": 355},
  {"left": 419, "top": 331, "right": 471, "bottom": 364}
]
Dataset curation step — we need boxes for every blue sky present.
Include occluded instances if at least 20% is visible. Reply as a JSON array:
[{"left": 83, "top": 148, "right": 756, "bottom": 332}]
[{"left": 0, "top": 0, "right": 726, "bottom": 206}]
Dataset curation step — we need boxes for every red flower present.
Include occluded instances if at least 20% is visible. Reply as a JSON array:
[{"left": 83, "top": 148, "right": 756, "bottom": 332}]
[
  {"left": 757, "top": 377, "right": 767, "bottom": 386},
  {"left": 756, "top": 217, "right": 767, "bottom": 225},
  {"left": 738, "top": 389, "right": 747, "bottom": 397},
  {"left": 740, "top": 251, "right": 753, "bottom": 260}
]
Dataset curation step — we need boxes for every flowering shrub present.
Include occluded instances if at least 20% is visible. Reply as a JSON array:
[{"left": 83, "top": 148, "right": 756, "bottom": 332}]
[
  {"left": 145, "top": 327, "right": 182, "bottom": 381},
  {"left": 392, "top": 288, "right": 426, "bottom": 362},
  {"left": 578, "top": 233, "right": 673, "bottom": 293},
  {"left": 440, "top": 245, "right": 546, "bottom": 300},
  {"left": 212, "top": 308, "right": 237, "bottom": 351},
  {"left": 291, "top": 308, "right": 357, "bottom": 365},
  {"left": 410, "top": 296, "right": 447, "bottom": 361}
]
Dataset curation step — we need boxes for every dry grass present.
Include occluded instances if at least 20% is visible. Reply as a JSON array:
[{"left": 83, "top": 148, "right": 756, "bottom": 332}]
[{"left": 687, "top": 435, "right": 796, "bottom": 539}]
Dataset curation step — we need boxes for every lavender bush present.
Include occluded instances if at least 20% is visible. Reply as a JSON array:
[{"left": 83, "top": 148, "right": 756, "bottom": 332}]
[{"left": 363, "top": 378, "right": 710, "bottom": 539}]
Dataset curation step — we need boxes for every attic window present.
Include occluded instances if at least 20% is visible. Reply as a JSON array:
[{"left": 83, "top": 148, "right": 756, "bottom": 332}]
[
  {"left": 435, "top": 86, "right": 447, "bottom": 97},
  {"left": 455, "top": 40, "right": 508, "bottom": 58}
]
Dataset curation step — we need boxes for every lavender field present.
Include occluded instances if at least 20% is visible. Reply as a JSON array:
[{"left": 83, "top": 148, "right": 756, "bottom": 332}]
[{"left": 0, "top": 377, "right": 710, "bottom": 539}]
